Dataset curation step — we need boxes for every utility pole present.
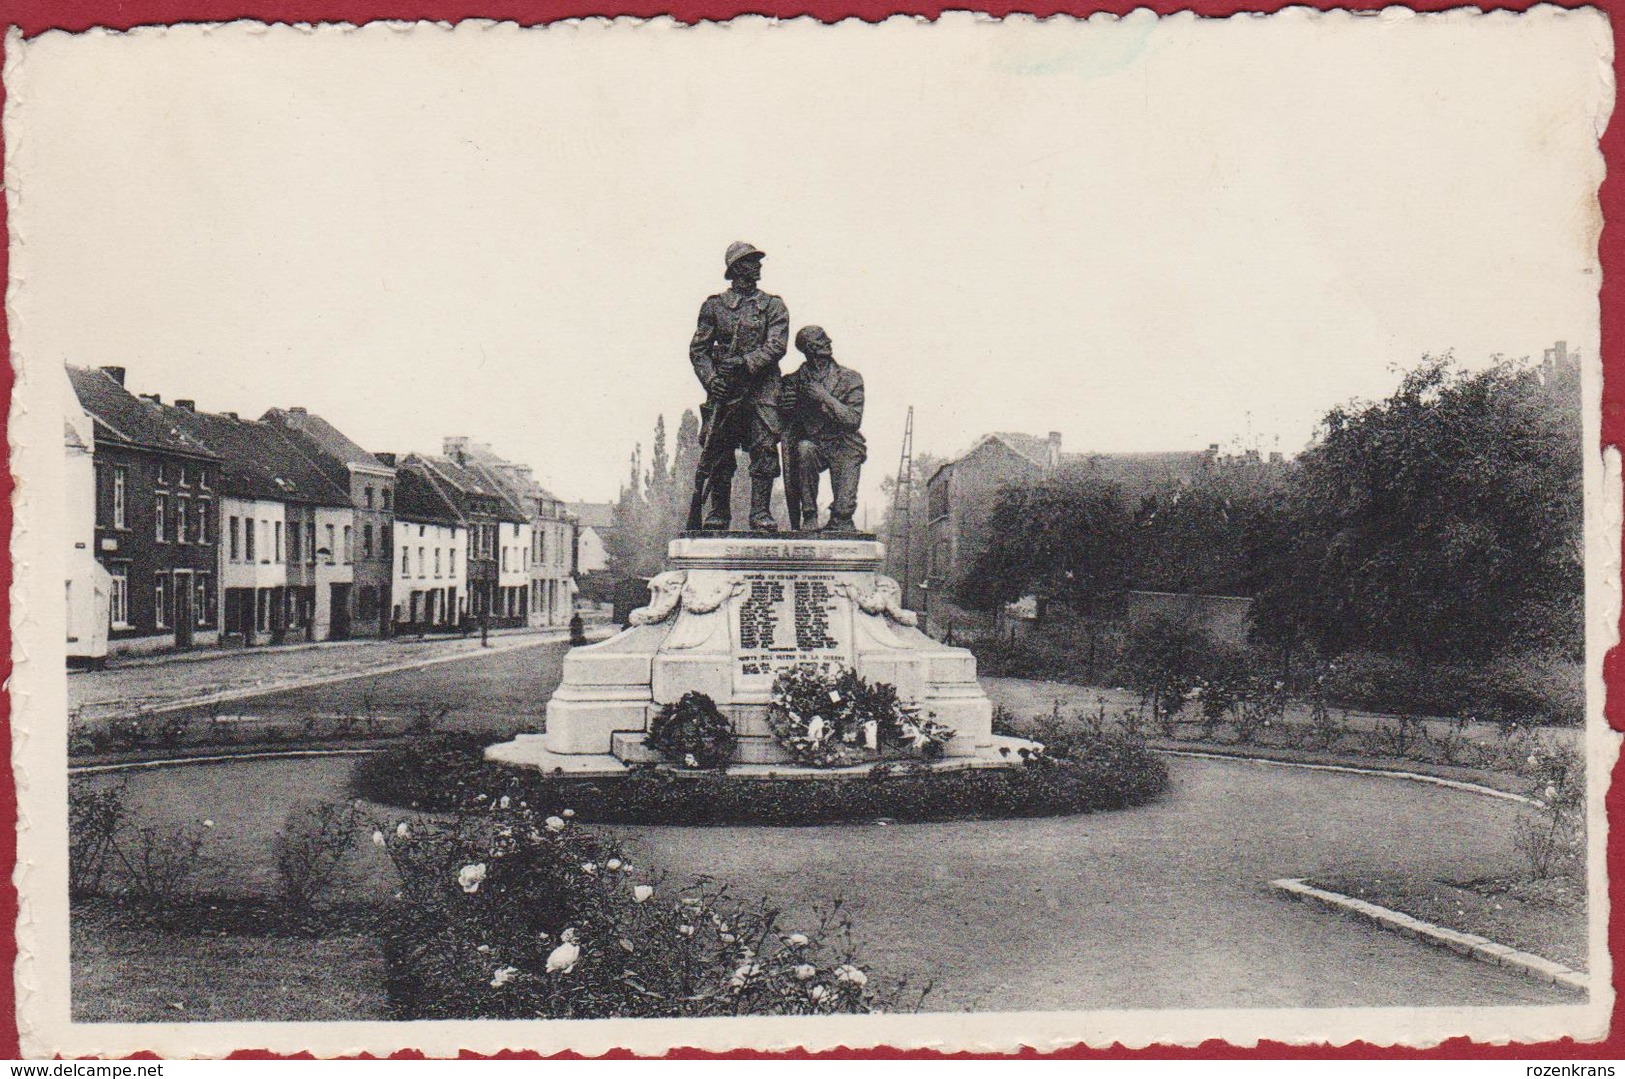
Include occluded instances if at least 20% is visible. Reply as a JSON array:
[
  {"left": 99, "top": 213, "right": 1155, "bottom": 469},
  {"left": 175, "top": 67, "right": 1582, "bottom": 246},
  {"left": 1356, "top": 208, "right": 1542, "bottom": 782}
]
[{"left": 888, "top": 407, "right": 915, "bottom": 610}]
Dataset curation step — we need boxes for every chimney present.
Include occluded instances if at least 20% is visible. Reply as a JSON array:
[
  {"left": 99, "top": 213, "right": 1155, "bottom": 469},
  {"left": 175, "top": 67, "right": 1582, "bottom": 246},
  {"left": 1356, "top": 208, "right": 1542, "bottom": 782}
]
[
  {"left": 99, "top": 366, "right": 127, "bottom": 386},
  {"left": 374, "top": 452, "right": 397, "bottom": 466},
  {"left": 444, "top": 436, "right": 469, "bottom": 464},
  {"left": 176, "top": 399, "right": 196, "bottom": 412},
  {"left": 1268, "top": 451, "right": 1283, "bottom": 465},
  {"left": 224, "top": 412, "right": 239, "bottom": 420},
  {"left": 140, "top": 393, "right": 161, "bottom": 405},
  {"left": 1046, "top": 431, "right": 1062, "bottom": 469},
  {"left": 288, "top": 406, "right": 307, "bottom": 415}
]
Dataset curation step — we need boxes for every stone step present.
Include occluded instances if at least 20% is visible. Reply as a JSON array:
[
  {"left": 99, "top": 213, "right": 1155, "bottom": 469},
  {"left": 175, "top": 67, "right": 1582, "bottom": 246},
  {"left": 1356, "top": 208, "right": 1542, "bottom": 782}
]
[{"left": 610, "top": 731, "right": 795, "bottom": 766}]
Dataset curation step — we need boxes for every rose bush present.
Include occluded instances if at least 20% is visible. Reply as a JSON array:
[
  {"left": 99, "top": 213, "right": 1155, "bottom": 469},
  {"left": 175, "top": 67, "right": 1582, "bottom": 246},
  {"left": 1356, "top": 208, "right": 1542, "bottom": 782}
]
[{"left": 372, "top": 799, "right": 907, "bottom": 1018}]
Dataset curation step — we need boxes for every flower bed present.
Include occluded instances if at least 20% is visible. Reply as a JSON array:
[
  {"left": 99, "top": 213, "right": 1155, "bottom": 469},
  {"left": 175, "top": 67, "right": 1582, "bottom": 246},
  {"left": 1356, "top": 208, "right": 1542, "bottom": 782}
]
[{"left": 351, "top": 732, "right": 1170, "bottom": 825}]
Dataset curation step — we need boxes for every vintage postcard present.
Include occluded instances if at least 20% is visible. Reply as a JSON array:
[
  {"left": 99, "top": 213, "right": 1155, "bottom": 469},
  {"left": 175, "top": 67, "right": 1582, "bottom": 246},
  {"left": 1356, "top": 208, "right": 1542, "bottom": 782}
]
[{"left": 5, "top": 7, "right": 1618, "bottom": 1057}]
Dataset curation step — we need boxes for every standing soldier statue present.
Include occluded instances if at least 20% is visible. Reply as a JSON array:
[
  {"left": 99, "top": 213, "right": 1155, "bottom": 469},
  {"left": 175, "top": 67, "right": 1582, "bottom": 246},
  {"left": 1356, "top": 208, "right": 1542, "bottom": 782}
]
[
  {"left": 686, "top": 242, "right": 791, "bottom": 532},
  {"left": 780, "top": 325, "right": 866, "bottom": 533}
]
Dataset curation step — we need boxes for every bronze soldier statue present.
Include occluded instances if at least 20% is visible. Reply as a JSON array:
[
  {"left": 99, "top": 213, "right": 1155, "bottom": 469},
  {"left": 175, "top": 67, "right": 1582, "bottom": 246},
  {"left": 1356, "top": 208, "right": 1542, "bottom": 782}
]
[
  {"left": 780, "top": 325, "right": 865, "bottom": 533},
  {"left": 686, "top": 242, "right": 790, "bottom": 532}
]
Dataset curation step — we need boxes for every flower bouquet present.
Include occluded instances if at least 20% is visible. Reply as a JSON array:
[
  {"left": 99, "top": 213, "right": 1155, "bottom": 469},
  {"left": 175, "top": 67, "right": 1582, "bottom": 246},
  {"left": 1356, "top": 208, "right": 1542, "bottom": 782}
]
[{"left": 766, "top": 665, "right": 955, "bottom": 767}]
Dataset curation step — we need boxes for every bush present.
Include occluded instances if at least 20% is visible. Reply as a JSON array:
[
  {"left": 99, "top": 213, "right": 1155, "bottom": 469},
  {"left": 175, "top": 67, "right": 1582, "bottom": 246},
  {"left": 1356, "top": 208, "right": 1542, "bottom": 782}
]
[
  {"left": 273, "top": 801, "right": 366, "bottom": 923},
  {"left": 69, "top": 780, "right": 129, "bottom": 898},
  {"left": 1319, "top": 651, "right": 1582, "bottom": 726},
  {"left": 372, "top": 803, "right": 906, "bottom": 1018},
  {"left": 645, "top": 692, "right": 736, "bottom": 770},
  {"left": 351, "top": 733, "right": 1170, "bottom": 826}
]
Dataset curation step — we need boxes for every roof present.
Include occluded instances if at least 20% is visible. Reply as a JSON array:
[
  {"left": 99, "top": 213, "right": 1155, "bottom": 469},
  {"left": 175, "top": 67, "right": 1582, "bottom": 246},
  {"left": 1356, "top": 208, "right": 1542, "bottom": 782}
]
[
  {"left": 393, "top": 461, "right": 466, "bottom": 527},
  {"left": 927, "top": 432, "right": 1052, "bottom": 486},
  {"left": 154, "top": 404, "right": 352, "bottom": 507},
  {"left": 261, "top": 407, "right": 391, "bottom": 487},
  {"left": 66, "top": 366, "right": 220, "bottom": 460},
  {"left": 566, "top": 502, "right": 616, "bottom": 530},
  {"left": 406, "top": 454, "right": 529, "bottom": 523},
  {"left": 1063, "top": 450, "right": 1215, "bottom": 495}
]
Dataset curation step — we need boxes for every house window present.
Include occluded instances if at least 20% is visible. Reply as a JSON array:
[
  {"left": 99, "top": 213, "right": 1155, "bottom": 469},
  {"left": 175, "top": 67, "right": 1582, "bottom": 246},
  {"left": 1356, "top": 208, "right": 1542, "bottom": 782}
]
[
  {"left": 382, "top": 489, "right": 392, "bottom": 511},
  {"left": 109, "top": 568, "right": 130, "bottom": 629},
  {"left": 275, "top": 521, "right": 283, "bottom": 563},
  {"left": 260, "top": 520, "right": 271, "bottom": 563},
  {"left": 365, "top": 486, "right": 375, "bottom": 509},
  {"left": 198, "top": 467, "right": 210, "bottom": 490},
  {"left": 306, "top": 522, "right": 316, "bottom": 565},
  {"left": 178, "top": 463, "right": 189, "bottom": 487},
  {"left": 175, "top": 499, "right": 188, "bottom": 545},
  {"left": 343, "top": 526, "right": 354, "bottom": 564},
  {"left": 113, "top": 467, "right": 126, "bottom": 529},
  {"left": 450, "top": 549, "right": 458, "bottom": 579},
  {"left": 156, "top": 461, "right": 167, "bottom": 486},
  {"left": 196, "top": 499, "right": 211, "bottom": 544},
  {"left": 402, "top": 547, "right": 410, "bottom": 577},
  {"left": 434, "top": 548, "right": 442, "bottom": 577},
  {"left": 326, "top": 524, "right": 337, "bottom": 564},
  {"left": 418, "top": 547, "right": 426, "bottom": 579},
  {"left": 289, "top": 521, "right": 302, "bottom": 562},
  {"left": 382, "top": 525, "right": 392, "bottom": 557},
  {"left": 229, "top": 517, "right": 241, "bottom": 561},
  {"left": 195, "top": 574, "right": 212, "bottom": 627},
  {"left": 154, "top": 575, "right": 169, "bottom": 630},
  {"left": 245, "top": 518, "right": 257, "bottom": 562},
  {"left": 154, "top": 495, "right": 167, "bottom": 542},
  {"left": 363, "top": 524, "right": 374, "bottom": 560}
]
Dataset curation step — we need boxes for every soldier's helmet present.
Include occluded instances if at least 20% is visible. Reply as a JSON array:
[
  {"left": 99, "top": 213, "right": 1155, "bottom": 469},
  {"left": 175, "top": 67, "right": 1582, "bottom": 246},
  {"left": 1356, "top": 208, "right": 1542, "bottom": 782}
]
[{"left": 724, "top": 242, "right": 766, "bottom": 274}]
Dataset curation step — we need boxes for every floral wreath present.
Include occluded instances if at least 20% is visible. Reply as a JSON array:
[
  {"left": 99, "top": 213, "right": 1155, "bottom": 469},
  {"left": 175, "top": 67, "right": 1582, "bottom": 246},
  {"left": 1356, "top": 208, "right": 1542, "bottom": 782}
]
[
  {"left": 765, "top": 665, "right": 955, "bottom": 768},
  {"left": 645, "top": 691, "right": 737, "bottom": 769}
]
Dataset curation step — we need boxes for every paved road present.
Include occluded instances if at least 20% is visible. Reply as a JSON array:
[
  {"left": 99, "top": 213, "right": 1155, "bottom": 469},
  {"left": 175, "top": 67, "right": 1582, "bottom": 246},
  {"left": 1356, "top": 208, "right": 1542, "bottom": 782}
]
[
  {"left": 80, "top": 750, "right": 1575, "bottom": 1011},
  {"left": 70, "top": 635, "right": 570, "bottom": 737}
]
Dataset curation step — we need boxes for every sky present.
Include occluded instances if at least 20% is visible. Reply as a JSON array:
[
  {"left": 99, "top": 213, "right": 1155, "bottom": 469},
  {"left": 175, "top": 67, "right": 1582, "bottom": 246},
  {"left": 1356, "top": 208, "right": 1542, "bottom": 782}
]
[{"left": 8, "top": 10, "right": 1612, "bottom": 515}]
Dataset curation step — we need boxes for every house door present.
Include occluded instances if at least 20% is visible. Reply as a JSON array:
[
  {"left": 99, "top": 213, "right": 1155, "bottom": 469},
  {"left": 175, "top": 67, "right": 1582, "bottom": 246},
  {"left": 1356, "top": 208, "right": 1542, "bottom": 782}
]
[
  {"left": 330, "top": 583, "right": 352, "bottom": 640},
  {"left": 173, "top": 572, "right": 194, "bottom": 648}
]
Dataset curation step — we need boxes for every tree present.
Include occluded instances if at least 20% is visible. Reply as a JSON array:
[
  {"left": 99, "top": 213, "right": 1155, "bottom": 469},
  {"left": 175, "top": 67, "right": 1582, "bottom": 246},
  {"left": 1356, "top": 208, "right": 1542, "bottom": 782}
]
[
  {"left": 956, "top": 475, "right": 1132, "bottom": 619},
  {"left": 1251, "top": 353, "right": 1583, "bottom": 663}
]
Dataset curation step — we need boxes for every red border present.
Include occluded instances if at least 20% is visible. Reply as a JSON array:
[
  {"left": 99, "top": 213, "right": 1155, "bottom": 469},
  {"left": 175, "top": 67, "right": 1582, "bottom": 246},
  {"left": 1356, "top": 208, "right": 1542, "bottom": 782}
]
[{"left": 2, "top": 0, "right": 1620, "bottom": 1060}]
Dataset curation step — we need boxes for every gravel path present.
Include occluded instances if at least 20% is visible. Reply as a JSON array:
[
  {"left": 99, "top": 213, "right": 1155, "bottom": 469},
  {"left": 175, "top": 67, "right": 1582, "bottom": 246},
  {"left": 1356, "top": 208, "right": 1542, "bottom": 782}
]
[{"left": 78, "top": 751, "right": 1576, "bottom": 1011}]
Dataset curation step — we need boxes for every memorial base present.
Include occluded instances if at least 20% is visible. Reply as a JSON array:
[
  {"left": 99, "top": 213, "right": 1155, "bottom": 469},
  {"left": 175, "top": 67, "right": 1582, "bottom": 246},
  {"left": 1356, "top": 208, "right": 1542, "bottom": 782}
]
[{"left": 485, "top": 534, "right": 998, "bottom": 770}]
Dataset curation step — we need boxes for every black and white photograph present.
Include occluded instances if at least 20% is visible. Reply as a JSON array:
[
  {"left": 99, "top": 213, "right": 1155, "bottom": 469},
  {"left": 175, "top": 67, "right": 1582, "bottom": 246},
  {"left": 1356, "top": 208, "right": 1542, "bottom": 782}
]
[{"left": 5, "top": 8, "right": 1616, "bottom": 1055}]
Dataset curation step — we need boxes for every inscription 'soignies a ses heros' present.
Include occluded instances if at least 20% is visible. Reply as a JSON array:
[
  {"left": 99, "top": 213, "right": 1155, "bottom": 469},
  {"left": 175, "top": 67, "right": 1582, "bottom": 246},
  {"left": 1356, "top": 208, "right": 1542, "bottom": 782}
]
[{"left": 733, "top": 571, "right": 850, "bottom": 679}]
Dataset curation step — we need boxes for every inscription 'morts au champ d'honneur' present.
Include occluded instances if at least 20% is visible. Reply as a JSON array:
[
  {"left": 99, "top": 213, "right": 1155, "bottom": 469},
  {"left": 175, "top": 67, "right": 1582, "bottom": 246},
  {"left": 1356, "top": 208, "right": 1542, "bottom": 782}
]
[{"left": 734, "top": 572, "right": 850, "bottom": 680}]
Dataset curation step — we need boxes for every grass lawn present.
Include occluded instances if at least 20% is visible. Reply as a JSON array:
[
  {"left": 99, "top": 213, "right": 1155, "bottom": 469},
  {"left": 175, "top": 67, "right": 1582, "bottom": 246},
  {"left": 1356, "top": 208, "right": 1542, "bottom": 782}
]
[
  {"left": 71, "top": 902, "right": 389, "bottom": 1022},
  {"left": 1307, "top": 872, "right": 1588, "bottom": 973}
]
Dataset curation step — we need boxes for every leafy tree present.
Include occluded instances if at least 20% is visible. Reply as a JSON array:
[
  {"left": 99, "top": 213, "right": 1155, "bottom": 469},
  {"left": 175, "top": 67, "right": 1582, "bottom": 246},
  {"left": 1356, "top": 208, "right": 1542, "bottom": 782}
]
[
  {"left": 956, "top": 475, "right": 1132, "bottom": 618},
  {"left": 1251, "top": 353, "right": 1583, "bottom": 663}
]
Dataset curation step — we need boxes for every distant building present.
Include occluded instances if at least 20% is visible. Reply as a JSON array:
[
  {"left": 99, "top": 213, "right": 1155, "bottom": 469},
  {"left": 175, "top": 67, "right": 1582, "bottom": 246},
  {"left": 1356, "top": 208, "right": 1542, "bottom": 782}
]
[
  {"left": 158, "top": 402, "right": 352, "bottom": 644},
  {"left": 924, "top": 429, "right": 1222, "bottom": 595},
  {"left": 401, "top": 447, "right": 530, "bottom": 629},
  {"left": 567, "top": 501, "right": 616, "bottom": 576},
  {"left": 442, "top": 438, "right": 573, "bottom": 630},
  {"left": 261, "top": 407, "right": 397, "bottom": 638},
  {"left": 384, "top": 456, "right": 469, "bottom": 632},
  {"left": 68, "top": 366, "right": 224, "bottom": 655},
  {"left": 64, "top": 369, "right": 110, "bottom": 664}
]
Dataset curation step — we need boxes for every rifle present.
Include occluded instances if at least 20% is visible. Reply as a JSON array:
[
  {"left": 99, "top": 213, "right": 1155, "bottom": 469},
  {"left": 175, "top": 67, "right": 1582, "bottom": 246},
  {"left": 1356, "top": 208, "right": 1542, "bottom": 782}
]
[{"left": 685, "top": 389, "right": 743, "bottom": 531}]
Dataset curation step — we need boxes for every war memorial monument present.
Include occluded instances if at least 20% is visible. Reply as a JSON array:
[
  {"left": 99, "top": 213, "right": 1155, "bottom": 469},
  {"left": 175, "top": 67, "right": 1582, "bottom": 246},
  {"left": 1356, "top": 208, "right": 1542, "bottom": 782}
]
[{"left": 487, "top": 244, "right": 1006, "bottom": 772}]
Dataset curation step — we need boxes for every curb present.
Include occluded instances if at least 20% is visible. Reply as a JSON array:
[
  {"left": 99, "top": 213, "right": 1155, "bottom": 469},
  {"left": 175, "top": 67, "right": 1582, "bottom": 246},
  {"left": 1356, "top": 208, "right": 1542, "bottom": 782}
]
[
  {"left": 1158, "top": 748, "right": 1539, "bottom": 807},
  {"left": 1271, "top": 877, "right": 1588, "bottom": 994},
  {"left": 70, "top": 747, "right": 382, "bottom": 775}
]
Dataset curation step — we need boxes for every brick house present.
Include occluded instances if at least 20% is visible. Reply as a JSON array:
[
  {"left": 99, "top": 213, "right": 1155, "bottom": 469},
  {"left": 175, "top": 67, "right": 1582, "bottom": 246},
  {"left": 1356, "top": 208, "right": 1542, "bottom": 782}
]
[
  {"left": 68, "top": 366, "right": 223, "bottom": 655},
  {"left": 261, "top": 407, "right": 397, "bottom": 638},
  {"left": 399, "top": 449, "right": 528, "bottom": 628}
]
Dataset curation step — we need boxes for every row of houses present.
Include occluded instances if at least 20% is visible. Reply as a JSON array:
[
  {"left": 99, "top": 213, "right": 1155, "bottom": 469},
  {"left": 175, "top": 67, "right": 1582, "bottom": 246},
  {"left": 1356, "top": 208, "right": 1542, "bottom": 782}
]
[{"left": 64, "top": 365, "right": 579, "bottom": 660}]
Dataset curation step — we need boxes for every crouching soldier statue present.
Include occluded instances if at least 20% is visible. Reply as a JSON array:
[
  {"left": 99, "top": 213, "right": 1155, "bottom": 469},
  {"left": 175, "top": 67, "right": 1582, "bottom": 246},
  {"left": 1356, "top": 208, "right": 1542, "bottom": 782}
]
[
  {"left": 781, "top": 325, "right": 866, "bottom": 533},
  {"left": 686, "top": 242, "right": 791, "bottom": 532}
]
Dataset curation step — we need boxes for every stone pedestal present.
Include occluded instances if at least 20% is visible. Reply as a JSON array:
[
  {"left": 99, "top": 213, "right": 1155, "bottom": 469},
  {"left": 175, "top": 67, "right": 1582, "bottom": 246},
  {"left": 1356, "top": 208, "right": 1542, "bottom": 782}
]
[{"left": 487, "top": 533, "right": 995, "bottom": 770}]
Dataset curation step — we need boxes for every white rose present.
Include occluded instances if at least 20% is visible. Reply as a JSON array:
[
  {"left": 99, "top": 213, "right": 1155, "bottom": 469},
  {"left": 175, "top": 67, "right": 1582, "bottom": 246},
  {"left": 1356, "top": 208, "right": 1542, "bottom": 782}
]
[
  {"left": 633, "top": 885, "right": 654, "bottom": 903},
  {"left": 545, "top": 816, "right": 566, "bottom": 832},
  {"left": 457, "top": 863, "right": 487, "bottom": 893},
  {"left": 490, "top": 965, "right": 519, "bottom": 988},
  {"left": 546, "top": 941, "right": 580, "bottom": 974}
]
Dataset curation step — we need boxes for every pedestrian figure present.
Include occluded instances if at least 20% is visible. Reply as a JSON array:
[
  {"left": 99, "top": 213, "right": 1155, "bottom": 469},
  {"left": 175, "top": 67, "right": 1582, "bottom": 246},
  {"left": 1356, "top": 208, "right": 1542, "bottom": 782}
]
[
  {"left": 686, "top": 242, "right": 790, "bottom": 532},
  {"left": 569, "top": 611, "right": 587, "bottom": 646},
  {"left": 780, "top": 325, "right": 865, "bottom": 532}
]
